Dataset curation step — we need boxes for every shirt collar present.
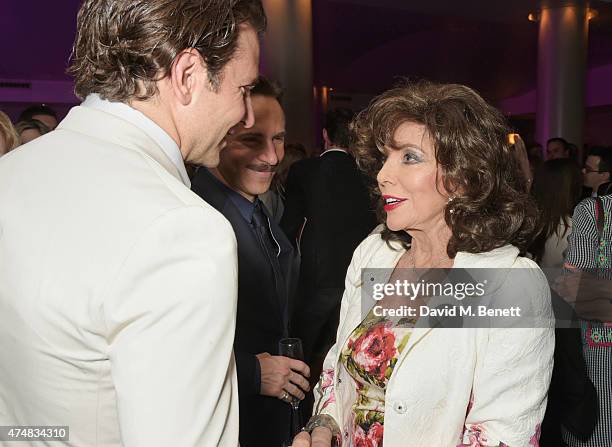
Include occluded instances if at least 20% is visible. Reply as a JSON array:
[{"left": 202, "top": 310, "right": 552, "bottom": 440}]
[
  {"left": 320, "top": 147, "right": 349, "bottom": 156},
  {"left": 203, "top": 168, "right": 256, "bottom": 222},
  {"left": 81, "top": 94, "right": 191, "bottom": 187}
]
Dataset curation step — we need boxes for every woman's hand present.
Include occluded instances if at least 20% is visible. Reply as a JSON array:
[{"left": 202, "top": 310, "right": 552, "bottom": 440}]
[{"left": 291, "top": 427, "right": 333, "bottom": 447}]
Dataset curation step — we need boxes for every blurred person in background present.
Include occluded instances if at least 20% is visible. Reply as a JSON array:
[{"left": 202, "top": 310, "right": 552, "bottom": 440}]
[
  {"left": 547, "top": 137, "right": 571, "bottom": 160},
  {"left": 280, "top": 107, "right": 377, "bottom": 417},
  {"left": 18, "top": 104, "right": 59, "bottom": 130},
  {"left": 15, "top": 119, "right": 51, "bottom": 144},
  {"left": 0, "top": 111, "right": 19, "bottom": 156},
  {"left": 551, "top": 192, "right": 612, "bottom": 446},
  {"left": 530, "top": 159, "right": 583, "bottom": 268},
  {"left": 582, "top": 146, "right": 612, "bottom": 197}
]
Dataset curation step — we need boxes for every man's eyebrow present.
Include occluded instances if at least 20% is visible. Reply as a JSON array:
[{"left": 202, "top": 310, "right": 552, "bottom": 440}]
[
  {"left": 237, "top": 132, "right": 263, "bottom": 138},
  {"left": 274, "top": 131, "right": 286, "bottom": 138}
]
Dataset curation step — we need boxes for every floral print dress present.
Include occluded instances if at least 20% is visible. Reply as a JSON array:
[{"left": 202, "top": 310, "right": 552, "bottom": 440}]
[{"left": 340, "top": 310, "right": 414, "bottom": 447}]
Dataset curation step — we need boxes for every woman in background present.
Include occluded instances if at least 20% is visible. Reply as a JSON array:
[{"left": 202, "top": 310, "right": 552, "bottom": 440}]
[
  {"left": 530, "top": 158, "right": 583, "bottom": 268},
  {"left": 0, "top": 111, "right": 19, "bottom": 156}
]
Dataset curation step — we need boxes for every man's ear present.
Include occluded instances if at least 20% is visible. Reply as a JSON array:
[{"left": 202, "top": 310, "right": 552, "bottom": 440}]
[{"left": 169, "top": 48, "right": 205, "bottom": 106}]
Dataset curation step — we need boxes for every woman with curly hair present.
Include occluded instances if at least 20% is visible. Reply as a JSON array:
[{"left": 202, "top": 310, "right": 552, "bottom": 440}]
[{"left": 293, "top": 81, "right": 554, "bottom": 447}]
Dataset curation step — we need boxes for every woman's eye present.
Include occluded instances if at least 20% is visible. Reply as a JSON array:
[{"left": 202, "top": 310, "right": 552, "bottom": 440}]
[{"left": 402, "top": 151, "right": 420, "bottom": 164}]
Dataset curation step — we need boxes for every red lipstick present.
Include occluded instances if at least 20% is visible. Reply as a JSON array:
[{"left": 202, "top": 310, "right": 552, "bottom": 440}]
[{"left": 382, "top": 195, "right": 407, "bottom": 212}]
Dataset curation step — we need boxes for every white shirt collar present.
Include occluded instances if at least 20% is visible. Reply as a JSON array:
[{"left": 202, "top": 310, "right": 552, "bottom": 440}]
[
  {"left": 320, "top": 147, "right": 348, "bottom": 156},
  {"left": 81, "top": 94, "right": 191, "bottom": 187}
]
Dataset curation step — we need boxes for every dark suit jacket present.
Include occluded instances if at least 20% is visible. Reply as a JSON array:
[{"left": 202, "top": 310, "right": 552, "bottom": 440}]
[
  {"left": 281, "top": 150, "right": 377, "bottom": 292},
  {"left": 281, "top": 151, "right": 376, "bottom": 372},
  {"left": 191, "top": 169, "right": 299, "bottom": 447}
]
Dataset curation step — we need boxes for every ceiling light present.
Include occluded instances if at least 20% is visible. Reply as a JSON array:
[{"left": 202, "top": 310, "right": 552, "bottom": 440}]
[
  {"left": 528, "top": 12, "right": 540, "bottom": 22},
  {"left": 588, "top": 8, "right": 598, "bottom": 20}
]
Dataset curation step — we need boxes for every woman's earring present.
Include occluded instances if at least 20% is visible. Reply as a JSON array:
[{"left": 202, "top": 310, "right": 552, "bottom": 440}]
[{"left": 448, "top": 197, "right": 456, "bottom": 214}]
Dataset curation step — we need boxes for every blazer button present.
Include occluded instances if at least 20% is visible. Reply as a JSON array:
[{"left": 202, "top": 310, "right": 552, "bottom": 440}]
[{"left": 393, "top": 401, "right": 407, "bottom": 414}]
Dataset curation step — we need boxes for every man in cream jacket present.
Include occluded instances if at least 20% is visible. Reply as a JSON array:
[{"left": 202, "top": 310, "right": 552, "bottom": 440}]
[{"left": 0, "top": 1, "right": 266, "bottom": 445}]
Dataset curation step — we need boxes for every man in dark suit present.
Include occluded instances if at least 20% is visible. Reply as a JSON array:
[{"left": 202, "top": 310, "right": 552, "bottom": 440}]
[
  {"left": 281, "top": 108, "right": 377, "bottom": 400},
  {"left": 191, "top": 77, "right": 310, "bottom": 447}
]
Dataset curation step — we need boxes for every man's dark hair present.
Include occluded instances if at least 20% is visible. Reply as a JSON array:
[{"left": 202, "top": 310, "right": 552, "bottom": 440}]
[
  {"left": 18, "top": 104, "right": 57, "bottom": 123},
  {"left": 69, "top": 0, "right": 266, "bottom": 102},
  {"left": 324, "top": 108, "right": 355, "bottom": 148},
  {"left": 547, "top": 137, "right": 568, "bottom": 150},
  {"left": 251, "top": 76, "right": 283, "bottom": 102},
  {"left": 589, "top": 146, "right": 612, "bottom": 175}
]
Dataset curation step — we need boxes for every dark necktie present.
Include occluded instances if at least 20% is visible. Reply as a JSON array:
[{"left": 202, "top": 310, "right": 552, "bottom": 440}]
[{"left": 252, "top": 200, "right": 288, "bottom": 332}]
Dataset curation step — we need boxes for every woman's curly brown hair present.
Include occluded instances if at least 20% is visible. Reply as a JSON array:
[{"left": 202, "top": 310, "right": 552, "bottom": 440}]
[
  {"left": 69, "top": 0, "right": 266, "bottom": 102},
  {"left": 352, "top": 80, "right": 538, "bottom": 257}
]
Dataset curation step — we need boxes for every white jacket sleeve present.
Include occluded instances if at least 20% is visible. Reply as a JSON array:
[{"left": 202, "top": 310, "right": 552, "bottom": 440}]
[
  {"left": 461, "top": 271, "right": 555, "bottom": 446},
  {"left": 103, "top": 206, "right": 239, "bottom": 447}
]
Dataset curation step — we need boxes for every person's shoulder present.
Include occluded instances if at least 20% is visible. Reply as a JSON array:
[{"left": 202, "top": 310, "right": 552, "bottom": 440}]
[
  {"left": 574, "top": 196, "right": 599, "bottom": 215},
  {"left": 286, "top": 157, "right": 319, "bottom": 183},
  {"left": 293, "top": 156, "right": 319, "bottom": 171},
  {"left": 357, "top": 232, "right": 386, "bottom": 251},
  {"left": 600, "top": 194, "right": 612, "bottom": 210},
  {"left": 320, "top": 150, "right": 354, "bottom": 165},
  {"left": 351, "top": 232, "right": 401, "bottom": 266}
]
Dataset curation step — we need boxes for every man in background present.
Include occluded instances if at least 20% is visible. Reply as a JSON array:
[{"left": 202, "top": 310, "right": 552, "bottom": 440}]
[
  {"left": 191, "top": 76, "right": 309, "bottom": 447},
  {"left": 0, "top": 1, "right": 266, "bottom": 445},
  {"left": 18, "top": 104, "right": 59, "bottom": 130},
  {"left": 547, "top": 137, "right": 571, "bottom": 160},
  {"left": 582, "top": 146, "right": 612, "bottom": 197},
  {"left": 281, "top": 108, "right": 377, "bottom": 406}
]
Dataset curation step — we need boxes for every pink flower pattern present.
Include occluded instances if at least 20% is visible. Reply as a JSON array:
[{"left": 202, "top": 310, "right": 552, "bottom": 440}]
[
  {"left": 353, "top": 422, "right": 384, "bottom": 447},
  {"left": 463, "top": 424, "right": 488, "bottom": 447},
  {"left": 340, "top": 312, "right": 413, "bottom": 447},
  {"left": 317, "top": 368, "right": 336, "bottom": 412},
  {"left": 529, "top": 423, "right": 541, "bottom": 446},
  {"left": 350, "top": 321, "right": 397, "bottom": 382}
]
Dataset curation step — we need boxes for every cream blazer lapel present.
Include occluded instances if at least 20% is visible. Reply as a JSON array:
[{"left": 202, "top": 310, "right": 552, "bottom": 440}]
[
  {"left": 360, "top": 241, "right": 521, "bottom": 369},
  {"left": 58, "top": 105, "right": 183, "bottom": 183}
]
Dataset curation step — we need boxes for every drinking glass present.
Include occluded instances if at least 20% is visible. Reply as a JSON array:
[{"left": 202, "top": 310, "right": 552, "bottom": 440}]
[{"left": 279, "top": 337, "right": 304, "bottom": 445}]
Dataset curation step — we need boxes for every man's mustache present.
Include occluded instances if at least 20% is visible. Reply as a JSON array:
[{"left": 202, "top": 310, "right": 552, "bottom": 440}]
[{"left": 247, "top": 163, "right": 278, "bottom": 173}]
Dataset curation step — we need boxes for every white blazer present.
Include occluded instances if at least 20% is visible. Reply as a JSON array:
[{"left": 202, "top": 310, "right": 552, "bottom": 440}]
[
  {"left": 0, "top": 106, "right": 239, "bottom": 446},
  {"left": 314, "top": 234, "right": 554, "bottom": 447}
]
